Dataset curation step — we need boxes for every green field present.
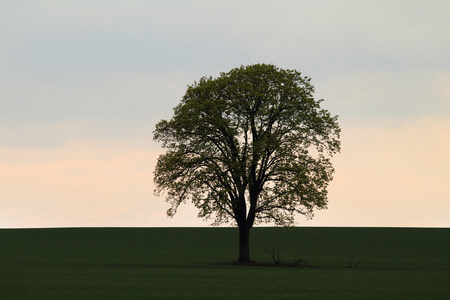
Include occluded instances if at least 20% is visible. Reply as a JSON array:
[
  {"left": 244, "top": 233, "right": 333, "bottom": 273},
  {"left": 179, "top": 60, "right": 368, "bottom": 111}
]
[{"left": 1, "top": 227, "right": 449, "bottom": 299}]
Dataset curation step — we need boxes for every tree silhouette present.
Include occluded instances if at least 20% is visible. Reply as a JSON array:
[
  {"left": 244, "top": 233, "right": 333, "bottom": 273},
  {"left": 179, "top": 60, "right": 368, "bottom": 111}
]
[{"left": 153, "top": 64, "right": 340, "bottom": 262}]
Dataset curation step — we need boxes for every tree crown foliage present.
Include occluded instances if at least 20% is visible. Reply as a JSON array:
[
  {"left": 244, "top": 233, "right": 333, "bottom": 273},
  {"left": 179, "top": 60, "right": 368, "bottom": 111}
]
[{"left": 153, "top": 64, "right": 340, "bottom": 227}]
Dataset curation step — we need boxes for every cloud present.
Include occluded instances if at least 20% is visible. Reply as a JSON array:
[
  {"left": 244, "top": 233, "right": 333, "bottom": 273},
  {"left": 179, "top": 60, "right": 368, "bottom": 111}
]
[
  {"left": 2, "top": 1, "right": 449, "bottom": 131},
  {"left": 0, "top": 70, "right": 196, "bottom": 147},
  {"left": 314, "top": 69, "right": 450, "bottom": 126},
  {"left": 301, "top": 116, "right": 450, "bottom": 227},
  {"left": 0, "top": 1, "right": 249, "bottom": 76},
  {"left": 0, "top": 138, "right": 166, "bottom": 227},
  {"left": 4, "top": 1, "right": 449, "bottom": 78}
]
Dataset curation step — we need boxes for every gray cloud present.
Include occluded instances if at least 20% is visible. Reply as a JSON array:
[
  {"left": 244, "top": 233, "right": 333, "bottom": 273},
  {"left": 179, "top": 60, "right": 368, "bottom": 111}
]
[{"left": 1, "top": 0, "right": 449, "bottom": 147}]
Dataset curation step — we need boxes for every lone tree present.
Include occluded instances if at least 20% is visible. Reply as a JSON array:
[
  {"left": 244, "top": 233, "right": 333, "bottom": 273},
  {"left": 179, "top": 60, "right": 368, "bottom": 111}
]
[{"left": 153, "top": 64, "right": 340, "bottom": 263}]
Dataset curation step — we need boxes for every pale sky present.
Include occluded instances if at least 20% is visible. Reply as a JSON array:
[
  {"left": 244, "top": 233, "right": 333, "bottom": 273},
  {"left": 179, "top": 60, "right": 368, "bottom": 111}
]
[{"left": 1, "top": 1, "right": 449, "bottom": 228}]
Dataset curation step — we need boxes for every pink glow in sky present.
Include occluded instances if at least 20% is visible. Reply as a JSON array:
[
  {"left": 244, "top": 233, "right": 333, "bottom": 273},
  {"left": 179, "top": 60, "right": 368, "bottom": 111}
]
[{"left": 1, "top": 1, "right": 449, "bottom": 228}]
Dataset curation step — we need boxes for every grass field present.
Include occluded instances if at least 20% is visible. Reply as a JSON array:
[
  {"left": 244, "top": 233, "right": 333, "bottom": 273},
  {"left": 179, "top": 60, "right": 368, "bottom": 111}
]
[{"left": 1, "top": 227, "right": 449, "bottom": 299}]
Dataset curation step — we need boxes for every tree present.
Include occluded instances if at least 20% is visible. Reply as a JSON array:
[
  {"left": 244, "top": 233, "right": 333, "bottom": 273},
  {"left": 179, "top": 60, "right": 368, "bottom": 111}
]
[{"left": 153, "top": 64, "right": 340, "bottom": 263}]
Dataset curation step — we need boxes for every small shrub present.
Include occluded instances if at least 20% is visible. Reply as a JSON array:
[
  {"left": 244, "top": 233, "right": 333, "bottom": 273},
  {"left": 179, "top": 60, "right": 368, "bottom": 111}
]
[
  {"left": 264, "top": 245, "right": 314, "bottom": 268},
  {"left": 347, "top": 254, "right": 364, "bottom": 269}
]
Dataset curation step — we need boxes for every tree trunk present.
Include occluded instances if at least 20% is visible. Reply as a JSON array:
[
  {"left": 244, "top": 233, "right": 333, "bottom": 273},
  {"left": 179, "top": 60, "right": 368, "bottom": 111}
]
[{"left": 238, "top": 223, "right": 251, "bottom": 263}]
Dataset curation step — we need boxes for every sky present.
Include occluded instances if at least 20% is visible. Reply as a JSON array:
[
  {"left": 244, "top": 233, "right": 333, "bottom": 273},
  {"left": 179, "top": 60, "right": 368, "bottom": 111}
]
[{"left": 1, "top": 0, "right": 449, "bottom": 228}]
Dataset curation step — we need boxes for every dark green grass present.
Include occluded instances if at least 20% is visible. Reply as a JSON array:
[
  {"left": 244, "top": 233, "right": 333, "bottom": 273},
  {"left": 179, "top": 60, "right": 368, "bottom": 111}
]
[{"left": 1, "top": 227, "right": 449, "bottom": 299}]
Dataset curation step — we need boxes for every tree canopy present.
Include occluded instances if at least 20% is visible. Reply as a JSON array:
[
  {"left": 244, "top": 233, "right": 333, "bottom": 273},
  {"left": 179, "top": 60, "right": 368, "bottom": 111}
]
[{"left": 153, "top": 64, "right": 340, "bottom": 262}]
